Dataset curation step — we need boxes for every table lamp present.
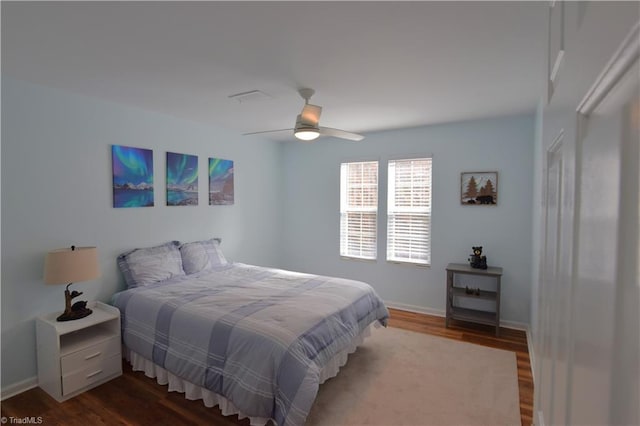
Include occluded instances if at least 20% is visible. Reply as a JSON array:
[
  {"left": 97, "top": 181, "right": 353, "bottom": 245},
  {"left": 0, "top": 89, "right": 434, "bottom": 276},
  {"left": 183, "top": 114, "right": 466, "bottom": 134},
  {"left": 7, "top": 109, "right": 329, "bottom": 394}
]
[{"left": 44, "top": 245, "right": 100, "bottom": 322}]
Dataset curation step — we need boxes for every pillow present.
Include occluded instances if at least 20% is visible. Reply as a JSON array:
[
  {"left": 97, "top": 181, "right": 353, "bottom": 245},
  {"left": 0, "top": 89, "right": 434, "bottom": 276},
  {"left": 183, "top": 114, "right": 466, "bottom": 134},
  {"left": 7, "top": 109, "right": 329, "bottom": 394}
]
[
  {"left": 180, "top": 238, "right": 228, "bottom": 274},
  {"left": 117, "top": 241, "right": 184, "bottom": 288}
]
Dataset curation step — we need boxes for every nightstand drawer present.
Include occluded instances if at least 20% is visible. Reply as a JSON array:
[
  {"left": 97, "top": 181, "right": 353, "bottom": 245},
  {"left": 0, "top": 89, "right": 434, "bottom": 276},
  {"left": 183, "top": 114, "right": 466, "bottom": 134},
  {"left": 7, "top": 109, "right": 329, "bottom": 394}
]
[
  {"left": 61, "top": 336, "right": 120, "bottom": 374},
  {"left": 62, "top": 354, "right": 121, "bottom": 395}
]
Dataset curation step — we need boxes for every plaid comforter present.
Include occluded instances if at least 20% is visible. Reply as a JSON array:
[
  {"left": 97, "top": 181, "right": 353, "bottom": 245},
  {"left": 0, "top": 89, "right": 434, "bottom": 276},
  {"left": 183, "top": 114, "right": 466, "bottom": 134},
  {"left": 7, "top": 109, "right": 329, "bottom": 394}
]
[{"left": 111, "top": 263, "right": 389, "bottom": 426}]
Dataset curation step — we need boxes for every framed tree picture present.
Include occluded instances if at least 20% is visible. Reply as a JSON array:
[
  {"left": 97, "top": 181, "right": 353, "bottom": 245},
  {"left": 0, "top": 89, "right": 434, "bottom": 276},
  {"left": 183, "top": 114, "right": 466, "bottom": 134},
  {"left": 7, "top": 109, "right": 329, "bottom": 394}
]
[{"left": 461, "top": 171, "right": 498, "bottom": 205}]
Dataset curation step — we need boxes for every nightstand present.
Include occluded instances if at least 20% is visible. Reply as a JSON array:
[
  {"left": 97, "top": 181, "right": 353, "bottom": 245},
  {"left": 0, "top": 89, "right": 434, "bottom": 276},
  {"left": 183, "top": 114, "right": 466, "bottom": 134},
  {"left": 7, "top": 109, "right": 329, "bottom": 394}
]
[{"left": 36, "top": 301, "right": 122, "bottom": 402}]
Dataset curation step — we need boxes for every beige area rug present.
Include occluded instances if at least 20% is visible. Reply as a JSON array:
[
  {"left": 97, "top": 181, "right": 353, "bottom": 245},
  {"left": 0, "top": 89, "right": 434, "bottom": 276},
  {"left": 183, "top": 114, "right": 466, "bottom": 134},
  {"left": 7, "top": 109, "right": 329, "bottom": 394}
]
[{"left": 306, "top": 326, "right": 521, "bottom": 426}]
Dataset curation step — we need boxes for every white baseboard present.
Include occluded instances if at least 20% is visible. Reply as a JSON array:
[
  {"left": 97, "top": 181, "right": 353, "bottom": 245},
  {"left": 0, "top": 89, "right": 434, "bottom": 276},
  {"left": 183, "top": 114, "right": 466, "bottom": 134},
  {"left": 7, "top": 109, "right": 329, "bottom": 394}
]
[
  {"left": 500, "top": 319, "right": 530, "bottom": 331},
  {"left": 384, "top": 300, "right": 445, "bottom": 317},
  {"left": 1, "top": 376, "right": 38, "bottom": 401},
  {"left": 385, "top": 300, "right": 530, "bottom": 332}
]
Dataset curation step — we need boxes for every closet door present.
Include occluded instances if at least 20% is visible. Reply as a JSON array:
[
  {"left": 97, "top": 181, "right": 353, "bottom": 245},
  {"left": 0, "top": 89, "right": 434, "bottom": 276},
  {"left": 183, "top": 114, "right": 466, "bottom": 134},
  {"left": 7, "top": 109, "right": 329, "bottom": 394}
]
[
  {"left": 537, "top": 131, "right": 567, "bottom": 425},
  {"left": 570, "top": 25, "right": 639, "bottom": 426},
  {"left": 536, "top": 3, "right": 639, "bottom": 424}
]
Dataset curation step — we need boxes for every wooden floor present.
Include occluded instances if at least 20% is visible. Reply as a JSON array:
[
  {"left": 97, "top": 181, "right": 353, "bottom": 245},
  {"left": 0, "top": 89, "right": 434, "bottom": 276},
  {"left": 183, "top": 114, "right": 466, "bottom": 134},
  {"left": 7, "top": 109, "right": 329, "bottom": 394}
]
[{"left": 1, "top": 308, "right": 533, "bottom": 426}]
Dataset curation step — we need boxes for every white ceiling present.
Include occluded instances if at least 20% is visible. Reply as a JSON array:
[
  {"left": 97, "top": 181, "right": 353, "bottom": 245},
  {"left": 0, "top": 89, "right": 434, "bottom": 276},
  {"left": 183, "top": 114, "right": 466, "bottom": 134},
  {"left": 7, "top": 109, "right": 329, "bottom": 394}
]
[{"left": 2, "top": 1, "right": 546, "bottom": 141}]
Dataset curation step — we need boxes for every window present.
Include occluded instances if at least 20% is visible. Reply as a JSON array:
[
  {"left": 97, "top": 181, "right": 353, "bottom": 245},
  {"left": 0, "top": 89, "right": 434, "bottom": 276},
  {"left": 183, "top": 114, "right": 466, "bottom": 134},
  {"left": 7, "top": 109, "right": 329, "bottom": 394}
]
[
  {"left": 340, "top": 161, "right": 378, "bottom": 260},
  {"left": 387, "top": 158, "right": 432, "bottom": 265}
]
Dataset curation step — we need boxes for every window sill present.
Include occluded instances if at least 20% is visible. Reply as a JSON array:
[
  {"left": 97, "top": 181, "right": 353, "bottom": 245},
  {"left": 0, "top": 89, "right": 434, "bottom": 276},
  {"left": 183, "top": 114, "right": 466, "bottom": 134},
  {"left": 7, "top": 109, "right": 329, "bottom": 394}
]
[
  {"left": 386, "top": 260, "right": 431, "bottom": 267},
  {"left": 340, "top": 256, "right": 377, "bottom": 263}
]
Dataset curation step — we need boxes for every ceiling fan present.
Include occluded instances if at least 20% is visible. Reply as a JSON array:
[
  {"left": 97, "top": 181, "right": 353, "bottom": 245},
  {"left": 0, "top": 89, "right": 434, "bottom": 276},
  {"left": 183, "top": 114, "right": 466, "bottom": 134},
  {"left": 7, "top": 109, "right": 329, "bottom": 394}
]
[{"left": 243, "top": 88, "right": 364, "bottom": 142}]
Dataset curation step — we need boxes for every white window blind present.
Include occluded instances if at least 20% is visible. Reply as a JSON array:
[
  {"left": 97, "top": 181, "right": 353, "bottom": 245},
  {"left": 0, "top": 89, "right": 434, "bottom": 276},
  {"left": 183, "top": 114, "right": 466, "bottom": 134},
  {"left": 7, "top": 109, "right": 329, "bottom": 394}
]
[
  {"left": 340, "top": 161, "right": 378, "bottom": 260},
  {"left": 387, "top": 158, "right": 432, "bottom": 265}
]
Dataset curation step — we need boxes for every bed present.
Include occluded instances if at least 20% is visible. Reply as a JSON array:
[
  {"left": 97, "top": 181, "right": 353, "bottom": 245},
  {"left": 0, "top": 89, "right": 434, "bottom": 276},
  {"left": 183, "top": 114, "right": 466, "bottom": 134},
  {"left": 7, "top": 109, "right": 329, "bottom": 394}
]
[{"left": 110, "top": 239, "right": 389, "bottom": 426}]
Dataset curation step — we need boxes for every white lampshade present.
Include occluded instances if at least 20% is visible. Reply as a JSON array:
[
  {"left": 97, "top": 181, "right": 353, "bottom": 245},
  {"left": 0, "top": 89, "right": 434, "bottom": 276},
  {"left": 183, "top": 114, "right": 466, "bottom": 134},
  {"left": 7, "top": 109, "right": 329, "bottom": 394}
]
[{"left": 44, "top": 246, "right": 100, "bottom": 285}]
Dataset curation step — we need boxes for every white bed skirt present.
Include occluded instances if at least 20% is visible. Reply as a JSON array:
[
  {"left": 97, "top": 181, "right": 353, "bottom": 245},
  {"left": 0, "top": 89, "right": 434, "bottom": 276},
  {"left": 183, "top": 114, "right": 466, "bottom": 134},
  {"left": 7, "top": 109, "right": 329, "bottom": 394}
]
[{"left": 124, "top": 323, "right": 377, "bottom": 426}]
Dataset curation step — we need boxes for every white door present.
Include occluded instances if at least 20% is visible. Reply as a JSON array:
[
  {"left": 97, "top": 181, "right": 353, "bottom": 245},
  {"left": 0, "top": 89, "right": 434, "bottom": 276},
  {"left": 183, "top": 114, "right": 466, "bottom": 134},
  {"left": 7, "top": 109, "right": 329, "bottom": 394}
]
[
  {"left": 536, "top": 13, "right": 640, "bottom": 426},
  {"left": 570, "top": 26, "right": 639, "bottom": 426},
  {"left": 537, "top": 132, "right": 565, "bottom": 425}
]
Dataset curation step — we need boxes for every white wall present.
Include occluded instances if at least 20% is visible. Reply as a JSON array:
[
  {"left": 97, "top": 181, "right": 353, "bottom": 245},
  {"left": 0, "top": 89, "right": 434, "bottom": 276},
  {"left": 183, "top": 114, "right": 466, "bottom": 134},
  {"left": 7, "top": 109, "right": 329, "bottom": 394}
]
[
  {"left": 0, "top": 79, "right": 283, "bottom": 389},
  {"left": 280, "top": 115, "right": 535, "bottom": 325}
]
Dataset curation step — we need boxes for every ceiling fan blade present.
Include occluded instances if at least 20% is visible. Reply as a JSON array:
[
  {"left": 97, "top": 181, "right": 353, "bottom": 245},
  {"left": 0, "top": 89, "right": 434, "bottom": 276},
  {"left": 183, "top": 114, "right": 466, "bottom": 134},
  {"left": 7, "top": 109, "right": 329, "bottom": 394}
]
[
  {"left": 319, "top": 127, "right": 365, "bottom": 141},
  {"left": 243, "top": 128, "right": 293, "bottom": 136},
  {"left": 300, "top": 104, "right": 322, "bottom": 125}
]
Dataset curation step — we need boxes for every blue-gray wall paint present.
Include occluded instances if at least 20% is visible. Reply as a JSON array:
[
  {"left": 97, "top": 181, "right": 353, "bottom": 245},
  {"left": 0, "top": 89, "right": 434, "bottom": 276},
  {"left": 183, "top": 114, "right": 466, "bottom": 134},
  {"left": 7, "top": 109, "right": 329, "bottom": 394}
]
[
  {"left": 280, "top": 116, "right": 535, "bottom": 324},
  {"left": 1, "top": 79, "right": 283, "bottom": 388},
  {"left": 1, "top": 78, "right": 536, "bottom": 392}
]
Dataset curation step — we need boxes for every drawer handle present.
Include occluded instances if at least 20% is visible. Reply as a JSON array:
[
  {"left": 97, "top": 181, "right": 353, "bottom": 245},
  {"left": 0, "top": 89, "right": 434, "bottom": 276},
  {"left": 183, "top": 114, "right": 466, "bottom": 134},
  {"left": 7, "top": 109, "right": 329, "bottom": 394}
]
[
  {"left": 84, "top": 352, "right": 101, "bottom": 360},
  {"left": 86, "top": 369, "right": 103, "bottom": 379}
]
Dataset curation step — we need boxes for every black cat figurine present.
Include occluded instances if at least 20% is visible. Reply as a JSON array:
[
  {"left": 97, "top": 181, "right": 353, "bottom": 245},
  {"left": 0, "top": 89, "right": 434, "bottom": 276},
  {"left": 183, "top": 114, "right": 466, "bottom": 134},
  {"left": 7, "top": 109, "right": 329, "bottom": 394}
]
[{"left": 71, "top": 300, "right": 88, "bottom": 312}]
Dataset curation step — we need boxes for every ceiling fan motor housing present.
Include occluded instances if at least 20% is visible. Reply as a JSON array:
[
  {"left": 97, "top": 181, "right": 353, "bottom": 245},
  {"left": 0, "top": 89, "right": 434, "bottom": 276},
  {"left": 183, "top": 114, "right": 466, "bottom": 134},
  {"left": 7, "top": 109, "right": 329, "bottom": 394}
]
[
  {"left": 295, "top": 114, "right": 319, "bottom": 132},
  {"left": 294, "top": 114, "right": 320, "bottom": 141}
]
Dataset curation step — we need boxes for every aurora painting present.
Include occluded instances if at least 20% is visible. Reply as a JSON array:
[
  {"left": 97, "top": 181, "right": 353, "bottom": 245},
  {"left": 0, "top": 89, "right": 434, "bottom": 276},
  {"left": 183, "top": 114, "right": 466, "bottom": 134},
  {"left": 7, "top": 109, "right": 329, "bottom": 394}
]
[
  {"left": 209, "top": 158, "right": 234, "bottom": 205},
  {"left": 167, "top": 152, "right": 198, "bottom": 206},
  {"left": 112, "top": 145, "right": 154, "bottom": 208}
]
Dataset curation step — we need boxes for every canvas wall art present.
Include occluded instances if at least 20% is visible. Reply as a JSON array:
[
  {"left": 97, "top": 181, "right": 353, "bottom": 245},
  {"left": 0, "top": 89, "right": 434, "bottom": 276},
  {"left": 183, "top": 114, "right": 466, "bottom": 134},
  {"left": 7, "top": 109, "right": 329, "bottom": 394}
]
[
  {"left": 112, "top": 145, "right": 154, "bottom": 208},
  {"left": 209, "top": 158, "right": 234, "bottom": 205},
  {"left": 166, "top": 152, "right": 198, "bottom": 206},
  {"left": 461, "top": 171, "right": 498, "bottom": 205}
]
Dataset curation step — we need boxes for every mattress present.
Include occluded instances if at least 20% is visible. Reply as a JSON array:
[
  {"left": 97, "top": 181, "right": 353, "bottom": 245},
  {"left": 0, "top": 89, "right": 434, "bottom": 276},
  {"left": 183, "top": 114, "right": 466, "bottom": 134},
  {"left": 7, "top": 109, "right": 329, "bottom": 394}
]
[{"left": 111, "top": 263, "right": 389, "bottom": 426}]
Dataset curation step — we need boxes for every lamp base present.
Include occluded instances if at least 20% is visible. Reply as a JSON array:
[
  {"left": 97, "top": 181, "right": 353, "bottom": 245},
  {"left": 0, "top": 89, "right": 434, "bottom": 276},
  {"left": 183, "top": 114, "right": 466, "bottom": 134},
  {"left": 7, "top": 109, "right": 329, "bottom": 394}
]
[
  {"left": 56, "top": 307, "right": 93, "bottom": 322},
  {"left": 57, "top": 284, "right": 93, "bottom": 321}
]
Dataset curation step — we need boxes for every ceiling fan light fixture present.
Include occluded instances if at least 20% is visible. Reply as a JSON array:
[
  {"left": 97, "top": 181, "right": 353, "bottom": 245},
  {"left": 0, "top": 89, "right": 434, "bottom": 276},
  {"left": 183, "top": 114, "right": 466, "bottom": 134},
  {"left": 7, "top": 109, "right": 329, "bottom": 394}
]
[
  {"left": 294, "top": 128, "right": 320, "bottom": 141},
  {"left": 243, "top": 88, "right": 363, "bottom": 142}
]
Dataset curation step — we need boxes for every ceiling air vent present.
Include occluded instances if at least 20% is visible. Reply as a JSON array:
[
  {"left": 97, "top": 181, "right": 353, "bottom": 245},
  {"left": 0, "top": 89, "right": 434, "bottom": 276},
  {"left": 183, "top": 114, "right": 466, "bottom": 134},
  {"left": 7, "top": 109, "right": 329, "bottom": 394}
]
[{"left": 228, "top": 90, "right": 272, "bottom": 103}]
